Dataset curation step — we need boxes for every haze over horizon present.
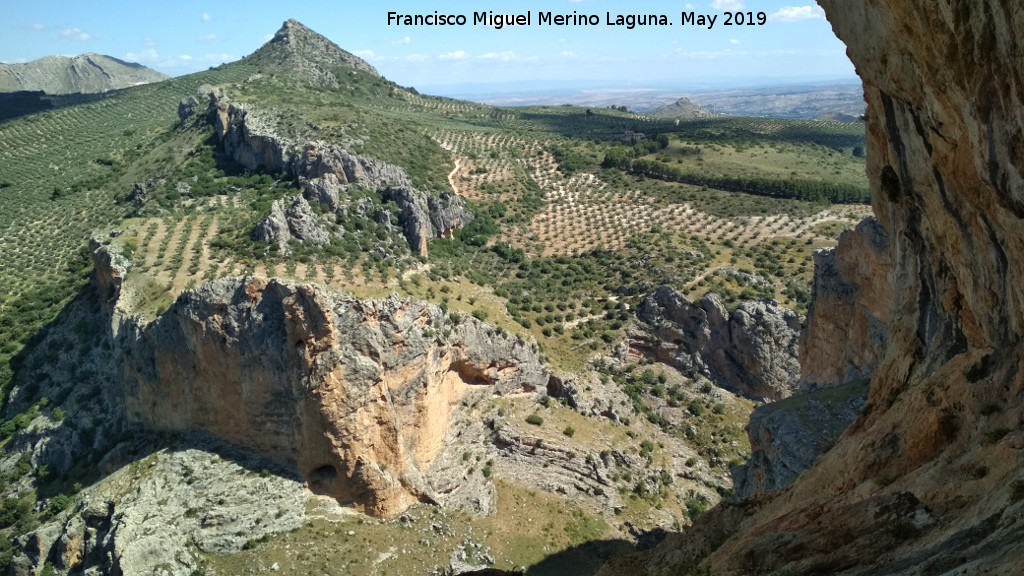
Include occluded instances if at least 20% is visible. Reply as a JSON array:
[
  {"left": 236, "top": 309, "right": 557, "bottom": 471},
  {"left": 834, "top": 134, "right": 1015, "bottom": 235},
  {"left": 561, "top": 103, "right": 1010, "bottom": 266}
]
[{"left": 1, "top": 0, "right": 856, "bottom": 96}]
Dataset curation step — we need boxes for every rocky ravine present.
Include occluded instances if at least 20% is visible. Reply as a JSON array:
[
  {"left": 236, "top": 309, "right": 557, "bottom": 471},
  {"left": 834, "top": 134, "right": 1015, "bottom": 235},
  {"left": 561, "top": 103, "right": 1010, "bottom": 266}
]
[{"left": 601, "top": 1, "right": 1024, "bottom": 574}]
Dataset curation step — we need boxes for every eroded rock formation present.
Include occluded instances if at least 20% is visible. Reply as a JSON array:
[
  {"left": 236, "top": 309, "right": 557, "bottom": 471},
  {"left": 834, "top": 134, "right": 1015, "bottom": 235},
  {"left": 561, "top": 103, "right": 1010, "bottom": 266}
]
[
  {"left": 178, "top": 89, "right": 473, "bottom": 256},
  {"left": 124, "top": 277, "right": 547, "bottom": 518},
  {"left": 601, "top": 1, "right": 1024, "bottom": 574},
  {"left": 635, "top": 287, "right": 803, "bottom": 401}
]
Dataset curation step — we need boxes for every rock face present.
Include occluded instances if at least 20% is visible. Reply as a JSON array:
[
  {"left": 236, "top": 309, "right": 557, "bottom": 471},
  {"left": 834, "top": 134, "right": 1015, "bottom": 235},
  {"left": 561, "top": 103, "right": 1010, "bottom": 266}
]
[
  {"left": 800, "top": 216, "right": 894, "bottom": 388},
  {"left": 731, "top": 217, "right": 893, "bottom": 500},
  {"left": 730, "top": 379, "right": 869, "bottom": 499},
  {"left": 11, "top": 445, "right": 308, "bottom": 576},
  {"left": 636, "top": 287, "right": 803, "bottom": 401},
  {"left": 0, "top": 53, "right": 168, "bottom": 95},
  {"left": 601, "top": 2, "right": 1024, "bottom": 575},
  {"left": 250, "top": 196, "right": 331, "bottom": 254},
  {"left": 178, "top": 89, "right": 473, "bottom": 256},
  {"left": 124, "top": 277, "right": 548, "bottom": 518}
]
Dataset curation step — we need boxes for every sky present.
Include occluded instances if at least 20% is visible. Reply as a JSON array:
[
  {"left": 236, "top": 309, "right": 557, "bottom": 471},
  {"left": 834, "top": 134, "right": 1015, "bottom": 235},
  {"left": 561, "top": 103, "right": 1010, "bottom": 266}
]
[{"left": 0, "top": 1, "right": 855, "bottom": 92}]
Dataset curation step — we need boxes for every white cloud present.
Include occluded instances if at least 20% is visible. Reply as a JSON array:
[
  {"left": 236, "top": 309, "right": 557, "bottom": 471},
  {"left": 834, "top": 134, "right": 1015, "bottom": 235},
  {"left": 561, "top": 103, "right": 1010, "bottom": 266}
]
[
  {"left": 391, "top": 36, "right": 411, "bottom": 45},
  {"left": 353, "top": 50, "right": 376, "bottom": 59},
  {"left": 124, "top": 49, "right": 160, "bottom": 64},
  {"left": 710, "top": 0, "right": 744, "bottom": 10},
  {"left": 202, "top": 13, "right": 212, "bottom": 22},
  {"left": 143, "top": 37, "right": 156, "bottom": 48},
  {"left": 178, "top": 55, "right": 193, "bottom": 61},
  {"left": 730, "top": 39, "right": 741, "bottom": 45},
  {"left": 59, "top": 28, "right": 94, "bottom": 42},
  {"left": 198, "top": 34, "right": 217, "bottom": 43},
  {"left": 478, "top": 51, "right": 538, "bottom": 63},
  {"left": 439, "top": 50, "right": 468, "bottom": 60},
  {"left": 263, "top": 33, "right": 274, "bottom": 42},
  {"left": 405, "top": 54, "right": 429, "bottom": 62},
  {"left": 769, "top": 6, "right": 826, "bottom": 22},
  {"left": 29, "top": 24, "right": 46, "bottom": 31}
]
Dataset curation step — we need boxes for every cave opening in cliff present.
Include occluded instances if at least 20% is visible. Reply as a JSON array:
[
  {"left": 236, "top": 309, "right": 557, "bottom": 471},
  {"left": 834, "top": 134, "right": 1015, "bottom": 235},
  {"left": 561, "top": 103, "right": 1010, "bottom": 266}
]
[{"left": 308, "top": 463, "right": 338, "bottom": 488}]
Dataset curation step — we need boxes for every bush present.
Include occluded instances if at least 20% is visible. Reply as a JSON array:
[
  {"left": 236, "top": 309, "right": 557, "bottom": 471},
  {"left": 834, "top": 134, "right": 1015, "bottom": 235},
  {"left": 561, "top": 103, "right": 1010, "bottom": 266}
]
[
  {"left": 471, "top": 309, "right": 489, "bottom": 322},
  {"left": 563, "top": 426, "right": 576, "bottom": 438},
  {"left": 525, "top": 414, "right": 544, "bottom": 426},
  {"left": 688, "top": 401, "right": 706, "bottom": 417},
  {"left": 685, "top": 498, "right": 708, "bottom": 520}
]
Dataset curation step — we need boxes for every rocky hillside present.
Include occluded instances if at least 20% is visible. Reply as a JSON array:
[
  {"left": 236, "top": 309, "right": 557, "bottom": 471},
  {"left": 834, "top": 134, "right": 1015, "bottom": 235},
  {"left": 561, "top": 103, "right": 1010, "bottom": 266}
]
[
  {"left": 648, "top": 97, "right": 713, "bottom": 120},
  {"left": 0, "top": 54, "right": 168, "bottom": 95},
  {"left": 601, "top": 1, "right": 1024, "bottom": 574},
  {"left": 242, "top": 19, "right": 378, "bottom": 86}
]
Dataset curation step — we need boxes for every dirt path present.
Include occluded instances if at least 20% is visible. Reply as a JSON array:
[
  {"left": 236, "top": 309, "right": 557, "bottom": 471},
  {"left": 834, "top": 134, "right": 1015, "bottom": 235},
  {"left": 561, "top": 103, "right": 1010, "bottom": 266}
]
[{"left": 447, "top": 158, "right": 462, "bottom": 195}]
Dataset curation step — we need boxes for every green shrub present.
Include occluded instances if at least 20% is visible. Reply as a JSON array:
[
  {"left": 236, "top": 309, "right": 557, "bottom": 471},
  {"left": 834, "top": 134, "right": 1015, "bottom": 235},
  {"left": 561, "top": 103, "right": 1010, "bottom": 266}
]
[{"left": 525, "top": 414, "right": 544, "bottom": 426}]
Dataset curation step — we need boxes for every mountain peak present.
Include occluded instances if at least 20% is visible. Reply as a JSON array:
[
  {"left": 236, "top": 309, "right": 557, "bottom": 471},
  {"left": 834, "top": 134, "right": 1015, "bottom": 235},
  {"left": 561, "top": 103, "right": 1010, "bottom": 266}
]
[{"left": 245, "top": 19, "right": 379, "bottom": 82}]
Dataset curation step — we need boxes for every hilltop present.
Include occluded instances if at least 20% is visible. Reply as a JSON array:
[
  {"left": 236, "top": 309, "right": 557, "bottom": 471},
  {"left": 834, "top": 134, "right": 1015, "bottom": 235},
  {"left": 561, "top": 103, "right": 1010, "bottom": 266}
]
[
  {"left": 648, "top": 97, "right": 713, "bottom": 119},
  {"left": 0, "top": 53, "right": 168, "bottom": 95}
]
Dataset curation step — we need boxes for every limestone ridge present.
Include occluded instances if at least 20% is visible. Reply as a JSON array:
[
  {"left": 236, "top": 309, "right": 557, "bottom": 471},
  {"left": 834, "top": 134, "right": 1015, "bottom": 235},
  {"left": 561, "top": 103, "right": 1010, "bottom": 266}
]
[
  {"left": 122, "top": 274, "right": 548, "bottom": 518},
  {"left": 601, "top": 1, "right": 1024, "bottom": 574},
  {"left": 0, "top": 53, "right": 169, "bottom": 95},
  {"left": 243, "top": 19, "right": 379, "bottom": 86},
  {"left": 179, "top": 88, "right": 473, "bottom": 256},
  {"left": 635, "top": 288, "right": 803, "bottom": 401}
]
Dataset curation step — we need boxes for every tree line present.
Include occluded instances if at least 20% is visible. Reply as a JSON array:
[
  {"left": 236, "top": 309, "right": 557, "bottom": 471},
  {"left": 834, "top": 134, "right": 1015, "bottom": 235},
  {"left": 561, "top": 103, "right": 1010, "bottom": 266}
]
[{"left": 601, "top": 147, "right": 869, "bottom": 204}]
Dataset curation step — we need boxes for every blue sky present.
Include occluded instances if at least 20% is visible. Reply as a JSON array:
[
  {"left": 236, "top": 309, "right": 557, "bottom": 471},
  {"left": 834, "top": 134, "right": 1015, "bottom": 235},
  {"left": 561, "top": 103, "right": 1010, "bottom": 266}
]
[{"left": 1, "top": 1, "right": 854, "bottom": 90}]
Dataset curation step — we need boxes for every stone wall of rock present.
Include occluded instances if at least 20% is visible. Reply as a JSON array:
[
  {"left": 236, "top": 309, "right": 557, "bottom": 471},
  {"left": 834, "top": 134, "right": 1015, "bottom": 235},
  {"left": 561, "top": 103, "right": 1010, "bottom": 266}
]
[
  {"left": 123, "top": 277, "right": 548, "bottom": 518},
  {"left": 601, "top": 2, "right": 1024, "bottom": 574},
  {"left": 636, "top": 287, "right": 803, "bottom": 401},
  {"left": 799, "top": 216, "right": 894, "bottom": 388},
  {"left": 730, "top": 379, "right": 868, "bottom": 499}
]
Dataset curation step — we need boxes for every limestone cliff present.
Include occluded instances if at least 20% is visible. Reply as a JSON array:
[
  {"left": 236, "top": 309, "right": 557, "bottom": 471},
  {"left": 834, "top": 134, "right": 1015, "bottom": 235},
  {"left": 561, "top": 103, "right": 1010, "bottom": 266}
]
[
  {"left": 635, "top": 287, "right": 803, "bottom": 401},
  {"left": 799, "top": 216, "right": 894, "bottom": 388},
  {"left": 601, "top": 1, "right": 1024, "bottom": 574},
  {"left": 124, "top": 277, "right": 548, "bottom": 518}
]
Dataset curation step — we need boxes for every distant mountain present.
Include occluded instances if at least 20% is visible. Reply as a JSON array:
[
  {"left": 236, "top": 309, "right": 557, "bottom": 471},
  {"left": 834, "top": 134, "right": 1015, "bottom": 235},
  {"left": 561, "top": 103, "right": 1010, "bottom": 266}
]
[
  {"left": 648, "top": 96, "right": 713, "bottom": 119},
  {"left": 0, "top": 53, "right": 168, "bottom": 95}
]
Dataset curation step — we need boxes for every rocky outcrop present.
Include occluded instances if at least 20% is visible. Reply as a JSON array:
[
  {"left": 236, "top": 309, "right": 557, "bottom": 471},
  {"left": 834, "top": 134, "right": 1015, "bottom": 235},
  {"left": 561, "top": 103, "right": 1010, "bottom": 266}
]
[
  {"left": 730, "top": 379, "right": 869, "bottom": 499},
  {"left": 177, "top": 89, "right": 473, "bottom": 256},
  {"left": 250, "top": 196, "right": 331, "bottom": 254},
  {"left": 11, "top": 446, "right": 307, "bottom": 576},
  {"left": 636, "top": 288, "right": 803, "bottom": 401},
  {"left": 602, "top": 2, "right": 1024, "bottom": 575},
  {"left": 124, "top": 277, "right": 548, "bottom": 518},
  {"left": 800, "top": 216, "right": 894, "bottom": 388}
]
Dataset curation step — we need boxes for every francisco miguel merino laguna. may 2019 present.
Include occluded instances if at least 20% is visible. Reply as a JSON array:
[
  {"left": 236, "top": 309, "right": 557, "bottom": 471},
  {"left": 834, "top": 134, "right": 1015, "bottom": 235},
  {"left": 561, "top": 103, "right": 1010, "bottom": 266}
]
[{"left": 386, "top": 10, "right": 768, "bottom": 30}]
